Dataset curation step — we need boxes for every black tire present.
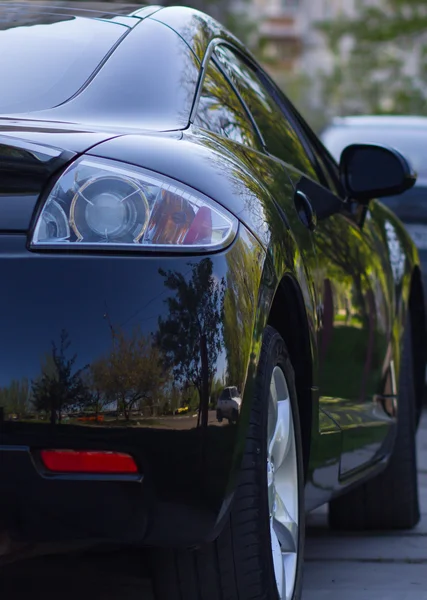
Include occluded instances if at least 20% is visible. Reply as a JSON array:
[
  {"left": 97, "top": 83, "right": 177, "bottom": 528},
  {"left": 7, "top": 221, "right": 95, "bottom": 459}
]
[
  {"left": 150, "top": 326, "right": 305, "bottom": 600},
  {"left": 329, "top": 317, "right": 420, "bottom": 531}
]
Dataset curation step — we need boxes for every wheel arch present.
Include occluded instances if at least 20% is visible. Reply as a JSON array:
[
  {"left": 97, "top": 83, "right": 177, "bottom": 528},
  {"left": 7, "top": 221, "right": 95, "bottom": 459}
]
[
  {"left": 267, "top": 274, "right": 313, "bottom": 479},
  {"left": 409, "top": 265, "right": 426, "bottom": 425}
]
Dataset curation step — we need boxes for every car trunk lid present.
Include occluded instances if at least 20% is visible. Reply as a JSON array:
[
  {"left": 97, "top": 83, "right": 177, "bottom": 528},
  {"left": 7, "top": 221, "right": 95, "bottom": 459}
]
[{"left": 0, "top": 120, "right": 120, "bottom": 232}]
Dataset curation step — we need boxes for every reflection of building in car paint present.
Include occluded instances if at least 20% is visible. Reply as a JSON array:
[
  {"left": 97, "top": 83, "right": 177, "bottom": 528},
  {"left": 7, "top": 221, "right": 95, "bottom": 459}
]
[{"left": 216, "top": 386, "right": 241, "bottom": 423}]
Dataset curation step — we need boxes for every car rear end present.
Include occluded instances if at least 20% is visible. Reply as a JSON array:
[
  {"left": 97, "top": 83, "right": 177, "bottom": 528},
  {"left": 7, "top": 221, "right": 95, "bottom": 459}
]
[
  {"left": 0, "top": 127, "right": 263, "bottom": 562},
  {"left": 0, "top": 6, "right": 263, "bottom": 563},
  {"left": 216, "top": 387, "right": 242, "bottom": 423}
]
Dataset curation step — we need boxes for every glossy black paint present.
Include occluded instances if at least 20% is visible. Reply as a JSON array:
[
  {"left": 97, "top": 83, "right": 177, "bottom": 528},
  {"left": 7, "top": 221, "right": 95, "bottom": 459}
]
[
  {"left": 0, "top": 4, "right": 425, "bottom": 561},
  {"left": 0, "top": 227, "right": 265, "bottom": 549},
  {"left": 18, "top": 17, "right": 200, "bottom": 132},
  {"left": 340, "top": 143, "right": 417, "bottom": 203},
  {"left": 0, "top": 136, "right": 76, "bottom": 231}
]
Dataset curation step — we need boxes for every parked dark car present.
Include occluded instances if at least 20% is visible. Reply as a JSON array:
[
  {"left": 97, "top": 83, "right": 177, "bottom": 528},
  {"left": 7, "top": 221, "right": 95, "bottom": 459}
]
[
  {"left": 322, "top": 116, "right": 427, "bottom": 301},
  {"left": 0, "top": 6, "right": 426, "bottom": 600}
]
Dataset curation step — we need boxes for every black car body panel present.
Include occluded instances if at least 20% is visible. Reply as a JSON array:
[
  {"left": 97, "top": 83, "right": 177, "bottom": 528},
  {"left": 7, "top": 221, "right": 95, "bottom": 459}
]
[
  {"left": 0, "top": 128, "right": 122, "bottom": 232},
  {"left": 9, "top": 17, "right": 201, "bottom": 133},
  {"left": 0, "top": 119, "right": 122, "bottom": 153},
  {"left": 0, "top": 227, "right": 266, "bottom": 550},
  {"left": 0, "top": 6, "right": 425, "bottom": 562}
]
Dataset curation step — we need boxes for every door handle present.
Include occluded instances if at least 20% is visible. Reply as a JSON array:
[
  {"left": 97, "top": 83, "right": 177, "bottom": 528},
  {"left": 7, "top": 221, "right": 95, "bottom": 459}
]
[{"left": 294, "top": 190, "right": 317, "bottom": 231}]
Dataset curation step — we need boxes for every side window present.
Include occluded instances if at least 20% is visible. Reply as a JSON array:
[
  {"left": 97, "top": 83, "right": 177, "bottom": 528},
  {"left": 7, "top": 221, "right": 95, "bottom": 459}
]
[
  {"left": 193, "top": 60, "right": 261, "bottom": 150},
  {"left": 310, "top": 143, "right": 343, "bottom": 197},
  {"left": 214, "top": 44, "right": 318, "bottom": 178}
]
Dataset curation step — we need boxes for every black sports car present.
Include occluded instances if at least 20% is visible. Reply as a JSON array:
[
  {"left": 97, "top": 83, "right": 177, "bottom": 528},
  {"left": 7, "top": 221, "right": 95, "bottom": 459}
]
[{"left": 0, "top": 5, "right": 425, "bottom": 600}]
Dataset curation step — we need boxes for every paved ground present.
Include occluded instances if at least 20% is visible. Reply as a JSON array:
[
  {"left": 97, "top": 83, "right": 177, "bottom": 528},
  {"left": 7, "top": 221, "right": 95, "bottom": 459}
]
[
  {"left": 1, "top": 416, "right": 426, "bottom": 599},
  {"left": 303, "top": 413, "right": 427, "bottom": 599}
]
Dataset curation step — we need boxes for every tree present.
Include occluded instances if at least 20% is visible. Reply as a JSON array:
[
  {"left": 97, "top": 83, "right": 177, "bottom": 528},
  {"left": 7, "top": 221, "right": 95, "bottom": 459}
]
[
  {"left": 0, "top": 378, "right": 30, "bottom": 417},
  {"left": 81, "top": 359, "right": 111, "bottom": 418},
  {"left": 223, "top": 237, "right": 261, "bottom": 392},
  {"left": 31, "top": 330, "right": 90, "bottom": 425},
  {"left": 318, "top": 0, "right": 427, "bottom": 117},
  {"left": 92, "top": 327, "right": 169, "bottom": 421},
  {"left": 156, "top": 259, "right": 225, "bottom": 428},
  {"left": 158, "top": 0, "right": 257, "bottom": 48}
]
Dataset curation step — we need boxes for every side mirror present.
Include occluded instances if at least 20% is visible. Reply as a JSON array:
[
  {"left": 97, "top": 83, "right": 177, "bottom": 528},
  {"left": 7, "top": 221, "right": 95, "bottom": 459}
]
[{"left": 340, "top": 144, "right": 416, "bottom": 204}]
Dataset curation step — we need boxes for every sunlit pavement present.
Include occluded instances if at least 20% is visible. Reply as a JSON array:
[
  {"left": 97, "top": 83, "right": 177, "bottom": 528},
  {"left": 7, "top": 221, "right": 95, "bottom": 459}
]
[
  {"left": 1, "top": 415, "right": 427, "bottom": 599},
  {"left": 304, "top": 412, "right": 427, "bottom": 600}
]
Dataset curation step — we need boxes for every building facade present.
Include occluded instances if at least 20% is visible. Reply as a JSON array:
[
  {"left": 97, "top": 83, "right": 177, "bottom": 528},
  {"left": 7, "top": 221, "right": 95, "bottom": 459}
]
[{"left": 253, "top": 0, "right": 362, "bottom": 74}]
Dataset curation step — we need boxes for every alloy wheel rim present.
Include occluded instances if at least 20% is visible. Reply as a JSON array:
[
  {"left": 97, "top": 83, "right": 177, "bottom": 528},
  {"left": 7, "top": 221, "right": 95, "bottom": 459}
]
[{"left": 267, "top": 366, "right": 299, "bottom": 600}]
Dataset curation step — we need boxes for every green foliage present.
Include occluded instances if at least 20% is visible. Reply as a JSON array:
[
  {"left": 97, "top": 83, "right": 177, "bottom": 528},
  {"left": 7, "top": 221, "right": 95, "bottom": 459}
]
[
  {"left": 156, "top": 259, "right": 225, "bottom": 427},
  {"left": 318, "top": 0, "right": 427, "bottom": 117},
  {"left": 31, "top": 330, "right": 90, "bottom": 424},
  {"left": 91, "top": 327, "right": 169, "bottom": 420},
  {"left": 0, "top": 378, "right": 31, "bottom": 416},
  {"left": 270, "top": 69, "right": 329, "bottom": 133},
  {"left": 223, "top": 238, "right": 259, "bottom": 392}
]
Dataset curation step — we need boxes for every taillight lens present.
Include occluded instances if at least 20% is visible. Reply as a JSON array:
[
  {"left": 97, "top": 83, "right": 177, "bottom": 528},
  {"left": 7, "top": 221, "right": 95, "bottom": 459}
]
[
  {"left": 31, "top": 157, "right": 237, "bottom": 251},
  {"left": 40, "top": 449, "right": 138, "bottom": 474}
]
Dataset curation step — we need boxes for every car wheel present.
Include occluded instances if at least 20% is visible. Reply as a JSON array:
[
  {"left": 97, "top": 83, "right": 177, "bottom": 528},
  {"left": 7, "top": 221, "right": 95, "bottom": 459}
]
[
  {"left": 216, "top": 410, "right": 223, "bottom": 423},
  {"left": 329, "top": 315, "right": 420, "bottom": 530},
  {"left": 150, "top": 326, "right": 305, "bottom": 600}
]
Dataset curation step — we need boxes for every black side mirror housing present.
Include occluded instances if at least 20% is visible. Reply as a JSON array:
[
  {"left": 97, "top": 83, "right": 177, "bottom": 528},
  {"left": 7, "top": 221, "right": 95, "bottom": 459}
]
[{"left": 340, "top": 144, "right": 417, "bottom": 204}]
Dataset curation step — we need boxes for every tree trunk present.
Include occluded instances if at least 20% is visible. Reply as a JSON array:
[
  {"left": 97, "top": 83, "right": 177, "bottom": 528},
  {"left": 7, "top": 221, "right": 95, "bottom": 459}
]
[
  {"left": 50, "top": 396, "right": 56, "bottom": 426},
  {"left": 199, "top": 333, "right": 210, "bottom": 429},
  {"left": 354, "top": 274, "right": 369, "bottom": 331}
]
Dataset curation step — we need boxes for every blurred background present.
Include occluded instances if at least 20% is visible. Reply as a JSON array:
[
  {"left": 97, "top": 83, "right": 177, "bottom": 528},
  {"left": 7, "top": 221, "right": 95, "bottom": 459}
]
[{"left": 1, "top": 0, "right": 426, "bottom": 133}]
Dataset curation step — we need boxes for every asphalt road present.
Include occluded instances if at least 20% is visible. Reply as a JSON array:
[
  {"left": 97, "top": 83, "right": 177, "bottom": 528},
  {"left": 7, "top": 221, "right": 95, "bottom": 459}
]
[{"left": 1, "top": 415, "right": 426, "bottom": 599}]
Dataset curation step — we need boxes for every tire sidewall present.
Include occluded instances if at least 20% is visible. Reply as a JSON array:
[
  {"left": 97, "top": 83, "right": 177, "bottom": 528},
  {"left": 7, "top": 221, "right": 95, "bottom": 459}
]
[{"left": 251, "top": 327, "right": 305, "bottom": 600}]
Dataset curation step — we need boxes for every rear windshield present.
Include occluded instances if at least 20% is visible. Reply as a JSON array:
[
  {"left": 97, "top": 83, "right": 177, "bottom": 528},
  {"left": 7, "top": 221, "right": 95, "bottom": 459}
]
[
  {"left": 0, "top": 17, "right": 126, "bottom": 114},
  {"left": 322, "top": 125, "right": 427, "bottom": 179},
  {"left": 219, "top": 387, "right": 239, "bottom": 400}
]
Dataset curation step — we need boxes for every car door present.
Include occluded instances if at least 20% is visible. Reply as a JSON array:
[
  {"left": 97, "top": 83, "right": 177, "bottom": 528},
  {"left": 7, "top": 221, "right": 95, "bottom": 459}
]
[
  {"left": 214, "top": 43, "right": 394, "bottom": 478},
  {"left": 279, "top": 118, "right": 395, "bottom": 477}
]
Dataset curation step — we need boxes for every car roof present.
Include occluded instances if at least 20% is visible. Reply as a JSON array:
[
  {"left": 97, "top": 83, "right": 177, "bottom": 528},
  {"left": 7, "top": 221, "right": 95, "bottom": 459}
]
[
  {"left": 329, "top": 115, "right": 427, "bottom": 130},
  {"left": 0, "top": 2, "right": 159, "bottom": 26},
  {"left": 1, "top": 5, "right": 229, "bottom": 132}
]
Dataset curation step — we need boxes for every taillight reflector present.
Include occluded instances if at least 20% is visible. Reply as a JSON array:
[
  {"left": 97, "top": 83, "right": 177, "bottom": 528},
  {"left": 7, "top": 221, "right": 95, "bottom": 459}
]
[{"left": 40, "top": 450, "right": 138, "bottom": 474}]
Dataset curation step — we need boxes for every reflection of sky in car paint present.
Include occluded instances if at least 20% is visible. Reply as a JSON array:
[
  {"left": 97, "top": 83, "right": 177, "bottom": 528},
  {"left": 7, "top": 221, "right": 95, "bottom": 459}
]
[
  {"left": 384, "top": 221, "right": 405, "bottom": 282},
  {"left": 322, "top": 126, "right": 427, "bottom": 179},
  {"left": 0, "top": 256, "right": 230, "bottom": 389},
  {"left": 0, "top": 18, "right": 126, "bottom": 114}
]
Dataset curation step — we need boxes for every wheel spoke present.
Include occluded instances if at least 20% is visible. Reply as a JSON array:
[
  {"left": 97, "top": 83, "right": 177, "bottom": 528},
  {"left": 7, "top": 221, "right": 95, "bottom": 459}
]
[
  {"left": 273, "top": 516, "right": 298, "bottom": 554},
  {"left": 272, "top": 489, "right": 298, "bottom": 552},
  {"left": 268, "top": 400, "right": 290, "bottom": 470},
  {"left": 267, "top": 366, "right": 299, "bottom": 600}
]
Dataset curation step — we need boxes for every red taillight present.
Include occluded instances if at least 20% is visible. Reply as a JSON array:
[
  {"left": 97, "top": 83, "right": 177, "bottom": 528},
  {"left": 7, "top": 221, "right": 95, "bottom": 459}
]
[{"left": 40, "top": 450, "right": 138, "bottom": 474}]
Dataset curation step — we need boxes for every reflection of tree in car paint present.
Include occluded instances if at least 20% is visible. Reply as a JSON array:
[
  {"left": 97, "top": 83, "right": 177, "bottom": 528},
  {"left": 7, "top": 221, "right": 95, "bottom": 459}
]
[
  {"left": 0, "top": 378, "right": 31, "bottom": 420},
  {"left": 30, "top": 327, "right": 171, "bottom": 425},
  {"left": 223, "top": 232, "right": 263, "bottom": 392},
  {"left": 31, "top": 329, "right": 90, "bottom": 425},
  {"left": 88, "top": 326, "right": 170, "bottom": 421},
  {"left": 156, "top": 258, "right": 226, "bottom": 429},
  {"left": 193, "top": 59, "right": 260, "bottom": 149}
]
